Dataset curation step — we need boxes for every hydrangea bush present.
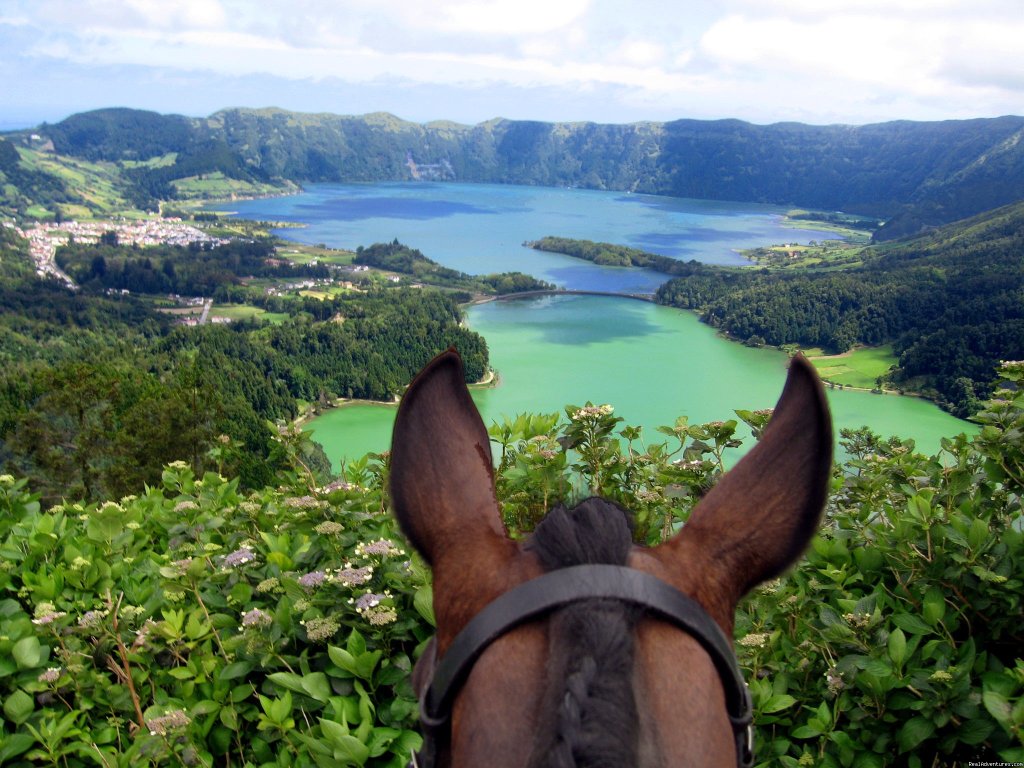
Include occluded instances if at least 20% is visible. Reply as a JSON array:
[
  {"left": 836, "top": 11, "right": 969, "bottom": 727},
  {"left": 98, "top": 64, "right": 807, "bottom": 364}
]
[
  {"left": 1, "top": 367, "right": 1022, "bottom": 766},
  {"left": 0, "top": 459, "right": 429, "bottom": 767}
]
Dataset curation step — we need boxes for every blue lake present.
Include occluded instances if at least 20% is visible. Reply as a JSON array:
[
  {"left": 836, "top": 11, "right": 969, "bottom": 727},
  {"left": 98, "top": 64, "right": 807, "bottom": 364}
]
[
  {"left": 216, "top": 183, "right": 972, "bottom": 464},
  {"left": 218, "top": 182, "right": 838, "bottom": 293}
]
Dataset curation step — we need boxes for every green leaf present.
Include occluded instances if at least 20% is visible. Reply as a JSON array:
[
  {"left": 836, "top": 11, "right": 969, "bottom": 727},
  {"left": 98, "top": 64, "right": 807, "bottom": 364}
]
[
  {"left": 301, "top": 672, "right": 333, "bottom": 703},
  {"left": 853, "top": 546, "right": 883, "bottom": 573},
  {"left": 983, "top": 690, "right": 1013, "bottom": 725},
  {"left": 12, "top": 636, "right": 42, "bottom": 669},
  {"left": 819, "top": 606, "right": 843, "bottom": 628},
  {"left": 0, "top": 656, "right": 17, "bottom": 679},
  {"left": 967, "top": 516, "right": 989, "bottom": 549},
  {"left": 898, "top": 716, "right": 935, "bottom": 753},
  {"left": 2, "top": 689, "right": 34, "bottom": 724},
  {"left": 957, "top": 717, "right": 994, "bottom": 745},
  {"left": 791, "top": 724, "right": 822, "bottom": 739},
  {"left": 219, "top": 706, "right": 238, "bottom": 729},
  {"left": 816, "top": 701, "right": 832, "bottom": 728},
  {"left": 887, "top": 628, "right": 907, "bottom": 667},
  {"left": 329, "top": 646, "right": 358, "bottom": 677},
  {"left": 218, "top": 661, "right": 253, "bottom": 681},
  {"left": 355, "top": 651, "right": 382, "bottom": 682},
  {"left": 863, "top": 657, "right": 893, "bottom": 678},
  {"left": 762, "top": 694, "right": 797, "bottom": 714},
  {"left": 191, "top": 700, "right": 220, "bottom": 716},
  {"left": 413, "top": 586, "right": 435, "bottom": 626},
  {"left": 271, "top": 691, "right": 293, "bottom": 724},
  {"left": 922, "top": 588, "right": 946, "bottom": 627},
  {"left": 321, "top": 720, "right": 370, "bottom": 766},
  {"left": 366, "top": 727, "right": 402, "bottom": 757},
  {"left": 893, "top": 612, "right": 933, "bottom": 635},
  {"left": 829, "top": 729, "right": 857, "bottom": 753},
  {"left": 268, "top": 671, "right": 308, "bottom": 696},
  {"left": 347, "top": 629, "right": 367, "bottom": 657},
  {"left": 0, "top": 732, "right": 35, "bottom": 762},
  {"left": 852, "top": 753, "right": 884, "bottom": 768},
  {"left": 332, "top": 737, "right": 370, "bottom": 766},
  {"left": 230, "top": 683, "right": 255, "bottom": 703}
]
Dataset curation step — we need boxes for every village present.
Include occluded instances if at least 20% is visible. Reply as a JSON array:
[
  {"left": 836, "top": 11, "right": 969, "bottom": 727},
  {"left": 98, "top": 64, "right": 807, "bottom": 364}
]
[
  {"left": 3, "top": 217, "right": 228, "bottom": 288},
  {"left": 2, "top": 217, "right": 416, "bottom": 327}
]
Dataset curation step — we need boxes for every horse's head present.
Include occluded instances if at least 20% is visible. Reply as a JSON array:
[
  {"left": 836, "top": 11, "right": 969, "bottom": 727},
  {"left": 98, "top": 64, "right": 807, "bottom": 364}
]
[{"left": 390, "top": 350, "right": 832, "bottom": 768}]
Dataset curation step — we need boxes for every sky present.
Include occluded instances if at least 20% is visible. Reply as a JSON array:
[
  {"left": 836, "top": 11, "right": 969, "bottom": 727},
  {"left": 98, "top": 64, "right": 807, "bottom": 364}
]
[{"left": 2, "top": 0, "right": 1023, "bottom": 130}]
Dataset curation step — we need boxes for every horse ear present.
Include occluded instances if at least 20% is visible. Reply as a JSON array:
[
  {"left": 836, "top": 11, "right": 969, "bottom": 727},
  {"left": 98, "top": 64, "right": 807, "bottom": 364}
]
[
  {"left": 390, "top": 349, "right": 507, "bottom": 567},
  {"left": 652, "top": 355, "right": 832, "bottom": 610}
]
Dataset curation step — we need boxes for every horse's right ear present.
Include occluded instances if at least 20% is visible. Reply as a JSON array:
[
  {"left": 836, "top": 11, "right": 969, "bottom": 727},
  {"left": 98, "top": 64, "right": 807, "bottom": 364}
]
[
  {"left": 650, "top": 354, "right": 832, "bottom": 621},
  {"left": 390, "top": 349, "right": 507, "bottom": 567}
]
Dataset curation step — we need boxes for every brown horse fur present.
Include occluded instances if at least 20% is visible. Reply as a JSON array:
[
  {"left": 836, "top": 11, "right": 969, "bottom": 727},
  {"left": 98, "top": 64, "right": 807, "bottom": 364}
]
[{"left": 390, "top": 349, "right": 832, "bottom": 768}]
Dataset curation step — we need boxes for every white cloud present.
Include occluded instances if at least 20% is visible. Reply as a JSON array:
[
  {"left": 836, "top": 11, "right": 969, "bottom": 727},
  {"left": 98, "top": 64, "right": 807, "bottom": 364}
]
[
  {"left": 3, "top": 0, "right": 1023, "bottom": 124},
  {"left": 611, "top": 39, "right": 666, "bottom": 68},
  {"left": 124, "top": 0, "right": 227, "bottom": 28},
  {"left": 698, "top": 9, "right": 1024, "bottom": 106},
  {"left": 432, "top": 0, "right": 591, "bottom": 35}
]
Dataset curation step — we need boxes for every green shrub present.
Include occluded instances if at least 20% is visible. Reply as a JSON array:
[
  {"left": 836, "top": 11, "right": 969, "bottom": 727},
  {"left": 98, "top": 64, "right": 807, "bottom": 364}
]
[
  {"left": 0, "top": 459, "right": 429, "bottom": 767},
  {"left": 734, "top": 365, "right": 1024, "bottom": 767}
]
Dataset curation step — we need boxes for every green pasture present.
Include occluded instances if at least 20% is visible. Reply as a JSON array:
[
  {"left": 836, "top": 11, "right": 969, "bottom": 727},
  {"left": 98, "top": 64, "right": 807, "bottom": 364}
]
[
  {"left": 209, "top": 304, "right": 289, "bottom": 324},
  {"left": 172, "top": 173, "right": 284, "bottom": 200},
  {"left": 298, "top": 284, "right": 362, "bottom": 299},
  {"left": 17, "top": 147, "right": 132, "bottom": 216},
  {"left": 120, "top": 153, "right": 178, "bottom": 169},
  {"left": 280, "top": 244, "right": 355, "bottom": 265},
  {"left": 808, "top": 345, "right": 897, "bottom": 389}
]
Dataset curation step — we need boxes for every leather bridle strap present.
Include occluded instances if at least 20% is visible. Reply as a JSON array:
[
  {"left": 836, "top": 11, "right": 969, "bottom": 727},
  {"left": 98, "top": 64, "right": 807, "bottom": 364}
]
[{"left": 411, "top": 564, "right": 754, "bottom": 768}]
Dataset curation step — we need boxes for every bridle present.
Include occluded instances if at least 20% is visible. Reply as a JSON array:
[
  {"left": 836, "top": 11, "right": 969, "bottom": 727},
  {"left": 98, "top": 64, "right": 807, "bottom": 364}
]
[{"left": 408, "top": 564, "right": 754, "bottom": 768}]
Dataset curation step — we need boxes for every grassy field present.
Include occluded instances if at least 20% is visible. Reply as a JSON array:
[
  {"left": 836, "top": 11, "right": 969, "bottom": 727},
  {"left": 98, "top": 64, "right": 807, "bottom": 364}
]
[
  {"left": 208, "top": 304, "right": 289, "bottom": 323},
  {"left": 279, "top": 244, "right": 355, "bottom": 265},
  {"left": 807, "top": 345, "right": 897, "bottom": 389},
  {"left": 121, "top": 153, "right": 178, "bottom": 169},
  {"left": 171, "top": 172, "right": 289, "bottom": 200},
  {"left": 16, "top": 147, "right": 135, "bottom": 217},
  {"left": 298, "top": 284, "right": 363, "bottom": 299}
]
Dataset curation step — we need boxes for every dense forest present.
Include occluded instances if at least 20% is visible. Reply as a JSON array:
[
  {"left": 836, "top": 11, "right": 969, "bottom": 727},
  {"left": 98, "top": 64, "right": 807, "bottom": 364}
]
[
  {"left": 0, "top": 231, "right": 489, "bottom": 504},
  {"left": 353, "top": 240, "right": 554, "bottom": 294},
  {"left": 5, "top": 107, "right": 1024, "bottom": 234},
  {"left": 650, "top": 201, "right": 1024, "bottom": 415},
  {"left": 530, "top": 236, "right": 704, "bottom": 275}
]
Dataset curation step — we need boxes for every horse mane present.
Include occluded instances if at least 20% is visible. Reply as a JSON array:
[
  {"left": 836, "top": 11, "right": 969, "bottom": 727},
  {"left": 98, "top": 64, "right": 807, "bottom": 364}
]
[{"left": 524, "top": 497, "right": 641, "bottom": 768}]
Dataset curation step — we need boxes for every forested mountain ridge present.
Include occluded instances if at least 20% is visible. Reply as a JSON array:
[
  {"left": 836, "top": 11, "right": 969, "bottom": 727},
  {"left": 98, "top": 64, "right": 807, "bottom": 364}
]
[{"left": 5, "top": 107, "right": 1024, "bottom": 233}]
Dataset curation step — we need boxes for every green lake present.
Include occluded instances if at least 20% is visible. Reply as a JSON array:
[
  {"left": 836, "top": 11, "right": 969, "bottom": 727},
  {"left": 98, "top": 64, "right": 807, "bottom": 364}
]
[{"left": 310, "top": 295, "right": 971, "bottom": 466}]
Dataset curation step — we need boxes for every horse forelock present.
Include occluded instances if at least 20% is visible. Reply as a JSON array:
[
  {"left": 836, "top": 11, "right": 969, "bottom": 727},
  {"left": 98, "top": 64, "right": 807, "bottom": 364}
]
[{"left": 524, "top": 498, "right": 641, "bottom": 768}]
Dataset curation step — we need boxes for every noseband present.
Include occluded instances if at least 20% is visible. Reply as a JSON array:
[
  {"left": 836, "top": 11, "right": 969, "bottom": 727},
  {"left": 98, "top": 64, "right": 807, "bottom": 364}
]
[{"left": 409, "top": 564, "right": 754, "bottom": 768}]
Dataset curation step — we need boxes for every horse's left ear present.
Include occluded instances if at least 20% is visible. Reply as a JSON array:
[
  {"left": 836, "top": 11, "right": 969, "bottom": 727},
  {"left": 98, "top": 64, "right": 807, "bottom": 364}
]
[
  {"left": 651, "top": 355, "right": 833, "bottom": 617},
  {"left": 390, "top": 349, "right": 508, "bottom": 568}
]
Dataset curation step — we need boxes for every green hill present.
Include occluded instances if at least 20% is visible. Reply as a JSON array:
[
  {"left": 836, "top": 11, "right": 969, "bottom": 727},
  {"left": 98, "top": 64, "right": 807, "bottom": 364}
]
[{"left": 655, "top": 200, "right": 1024, "bottom": 415}]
